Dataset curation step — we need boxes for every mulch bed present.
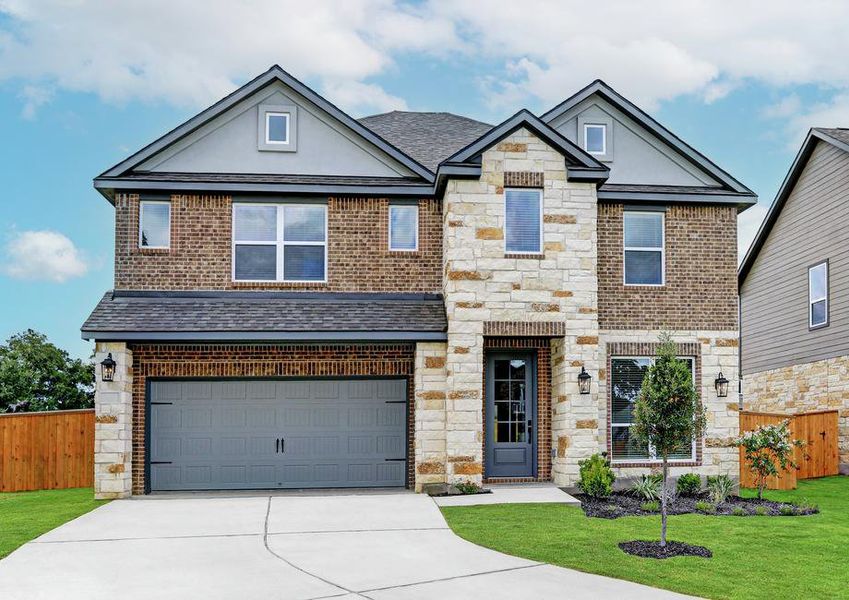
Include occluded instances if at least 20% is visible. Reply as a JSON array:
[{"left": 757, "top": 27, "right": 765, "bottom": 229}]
[
  {"left": 576, "top": 492, "right": 819, "bottom": 519},
  {"left": 619, "top": 540, "right": 713, "bottom": 559}
]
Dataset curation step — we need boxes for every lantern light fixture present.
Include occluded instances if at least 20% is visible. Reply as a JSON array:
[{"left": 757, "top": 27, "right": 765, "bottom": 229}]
[
  {"left": 578, "top": 366, "right": 592, "bottom": 395},
  {"left": 714, "top": 371, "right": 729, "bottom": 398},
  {"left": 100, "top": 353, "right": 116, "bottom": 382}
]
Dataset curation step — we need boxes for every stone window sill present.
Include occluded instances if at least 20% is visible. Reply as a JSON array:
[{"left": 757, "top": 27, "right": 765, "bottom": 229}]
[{"left": 505, "top": 253, "right": 545, "bottom": 260}]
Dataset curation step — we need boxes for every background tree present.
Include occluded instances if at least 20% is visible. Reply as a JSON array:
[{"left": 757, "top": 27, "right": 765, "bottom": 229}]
[
  {"left": 736, "top": 420, "right": 803, "bottom": 499},
  {"left": 632, "top": 333, "right": 705, "bottom": 548},
  {"left": 0, "top": 329, "right": 94, "bottom": 413}
]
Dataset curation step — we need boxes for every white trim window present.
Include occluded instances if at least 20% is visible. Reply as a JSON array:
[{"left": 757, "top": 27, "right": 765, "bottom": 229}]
[
  {"left": 139, "top": 200, "right": 171, "bottom": 249},
  {"left": 610, "top": 356, "right": 696, "bottom": 463},
  {"left": 584, "top": 123, "right": 606, "bottom": 155},
  {"left": 809, "top": 261, "right": 829, "bottom": 329},
  {"left": 623, "top": 211, "right": 665, "bottom": 285},
  {"left": 504, "top": 188, "right": 542, "bottom": 254},
  {"left": 232, "top": 203, "right": 327, "bottom": 283},
  {"left": 388, "top": 204, "right": 418, "bottom": 251},
  {"left": 265, "top": 112, "right": 290, "bottom": 145}
]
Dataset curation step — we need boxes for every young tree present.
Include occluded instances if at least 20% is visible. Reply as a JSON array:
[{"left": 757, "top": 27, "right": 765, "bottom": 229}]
[
  {"left": 736, "top": 420, "right": 803, "bottom": 499},
  {"left": 632, "top": 333, "right": 705, "bottom": 548},
  {"left": 0, "top": 329, "right": 94, "bottom": 413}
]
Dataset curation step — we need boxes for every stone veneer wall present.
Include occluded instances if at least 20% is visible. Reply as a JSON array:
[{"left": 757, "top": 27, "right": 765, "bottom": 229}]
[
  {"left": 593, "top": 331, "right": 741, "bottom": 483},
  {"left": 442, "top": 127, "right": 600, "bottom": 484},
  {"left": 743, "top": 357, "right": 849, "bottom": 471},
  {"left": 414, "top": 342, "right": 448, "bottom": 490},
  {"left": 93, "top": 342, "right": 134, "bottom": 499}
]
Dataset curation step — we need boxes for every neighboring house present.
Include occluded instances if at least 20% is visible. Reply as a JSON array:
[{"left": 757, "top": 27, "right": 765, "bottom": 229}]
[
  {"left": 83, "top": 65, "right": 755, "bottom": 499},
  {"left": 739, "top": 128, "right": 849, "bottom": 475}
]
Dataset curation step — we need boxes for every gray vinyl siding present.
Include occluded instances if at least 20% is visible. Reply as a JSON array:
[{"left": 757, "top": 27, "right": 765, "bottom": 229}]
[{"left": 741, "top": 141, "right": 849, "bottom": 374}]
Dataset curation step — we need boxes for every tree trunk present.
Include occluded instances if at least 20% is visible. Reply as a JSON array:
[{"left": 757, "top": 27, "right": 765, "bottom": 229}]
[
  {"left": 758, "top": 475, "right": 765, "bottom": 500},
  {"left": 660, "top": 456, "right": 668, "bottom": 548}
]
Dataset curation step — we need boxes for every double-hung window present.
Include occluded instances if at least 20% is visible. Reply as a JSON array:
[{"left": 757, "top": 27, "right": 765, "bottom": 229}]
[
  {"left": 139, "top": 200, "right": 170, "bottom": 249},
  {"left": 504, "top": 188, "right": 542, "bottom": 254},
  {"left": 232, "top": 203, "right": 327, "bottom": 282},
  {"left": 389, "top": 204, "right": 418, "bottom": 251},
  {"left": 809, "top": 261, "right": 829, "bottom": 329},
  {"left": 610, "top": 356, "right": 696, "bottom": 462},
  {"left": 623, "top": 211, "right": 664, "bottom": 285}
]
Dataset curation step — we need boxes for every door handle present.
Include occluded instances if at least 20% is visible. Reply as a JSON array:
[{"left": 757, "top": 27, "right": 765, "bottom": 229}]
[
  {"left": 276, "top": 438, "right": 279, "bottom": 453},
  {"left": 281, "top": 438, "right": 285, "bottom": 453}
]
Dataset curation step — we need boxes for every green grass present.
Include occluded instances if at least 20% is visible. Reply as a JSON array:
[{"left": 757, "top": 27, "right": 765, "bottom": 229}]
[
  {"left": 0, "top": 488, "right": 108, "bottom": 559},
  {"left": 442, "top": 477, "right": 849, "bottom": 600}
]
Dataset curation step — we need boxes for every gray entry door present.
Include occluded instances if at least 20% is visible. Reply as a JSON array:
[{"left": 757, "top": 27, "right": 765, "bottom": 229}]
[
  {"left": 149, "top": 379, "right": 407, "bottom": 491},
  {"left": 485, "top": 352, "right": 536, "bottom": 478}
]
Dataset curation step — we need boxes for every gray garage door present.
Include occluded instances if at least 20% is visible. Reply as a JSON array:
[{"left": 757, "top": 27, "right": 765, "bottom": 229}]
[{"left": 148, "top": 379, "right": 408, "bottom": 491}]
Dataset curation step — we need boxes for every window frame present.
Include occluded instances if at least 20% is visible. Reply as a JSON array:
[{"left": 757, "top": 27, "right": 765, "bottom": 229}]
[
  {"left": 808, "top": 260, "right": 829, "bottom": 330},
  {"left": 503, "top": 187, "right": 543, "bottom": 255},
  {"left": 231, "top": 202, "right": 328, "bottom": 284},
  {"left": 609, "top": 355, "right": 697, "bottom": 464},
  {"left": 583, "top": 123, "right": 607, "bottom": 155},
  {"left": 264, "top": 111, "right": 290, "bottom": 145},
  {"left": 388, "top": 204, "right": 419, "bottom": 252},
  {"left": 623, "top": 210, "right": 665, "bottom": 286},
  {"left": 138, "top": 200, "right": 171, "bottom": 249}
]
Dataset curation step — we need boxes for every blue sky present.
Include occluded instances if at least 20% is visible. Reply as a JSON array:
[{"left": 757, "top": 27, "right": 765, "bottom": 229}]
[{"left": 1, "top": 1, "right": 848, "bottom": 359}]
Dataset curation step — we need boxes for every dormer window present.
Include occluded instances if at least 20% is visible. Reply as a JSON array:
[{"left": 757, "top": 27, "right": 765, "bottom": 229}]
[
  {"left": 265, "top": 112, "right": 290, "bottom": 144},
  {"left": 257, "top": 104, "right": 298, "bottom": 152},
  {"left": 584, "top": 124, "right": 606, "bottom": 155}
]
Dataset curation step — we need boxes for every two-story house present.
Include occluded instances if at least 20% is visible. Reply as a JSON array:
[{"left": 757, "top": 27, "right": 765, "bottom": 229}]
[
  {"left": 83, "top": 65, "right": 755, "bottom": 498},
  {"left": 739, "top": 127, "right": 849, "bottom": 475}
]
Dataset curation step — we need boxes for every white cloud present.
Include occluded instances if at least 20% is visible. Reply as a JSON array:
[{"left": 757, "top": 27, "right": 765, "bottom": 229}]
[
  {"left": 2, "top": 230, "right": 89, "bottom": 282},
  {"left": 737, "top": 202, "right": 769, "bottom": 263},
  {"left": 322, "top": 80, "right": 408, "bottom": 116},
  {"left": 18, "top": 84, "right": 53, "bottom": 119}
]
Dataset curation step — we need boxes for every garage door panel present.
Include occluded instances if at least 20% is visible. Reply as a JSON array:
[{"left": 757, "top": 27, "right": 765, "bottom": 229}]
[{"left": 150, "top": 379, "right": 407, "bottom": 491}]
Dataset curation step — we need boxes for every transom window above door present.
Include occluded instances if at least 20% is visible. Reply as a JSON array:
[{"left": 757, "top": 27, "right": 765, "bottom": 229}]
[
  {"left": 232, "top": 203, "right": 326, "bottom": 282},
  {"left": 505, "top": 188, "right": 542, "bottom": 254},
  {"left": 623, "top": 211, "right": 664, "bottom": 285}
]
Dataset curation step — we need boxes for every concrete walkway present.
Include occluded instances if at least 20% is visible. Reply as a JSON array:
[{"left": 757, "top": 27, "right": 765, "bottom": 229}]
[
  {"left": 0, "top": 491, "right": 693, "bottom": 599},
  {"left": 433, "top": 482, "right": 580, "bottom": 507}
]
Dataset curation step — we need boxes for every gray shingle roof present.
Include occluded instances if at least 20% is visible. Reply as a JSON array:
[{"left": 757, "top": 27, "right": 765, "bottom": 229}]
[
  {"left": 115, "top": 172, "right": 428, "bottom": 186},
  {"left": 82, "top": 291, "right": 447, "bottom": 341},
  {"left": 359, "top": 111, "right": 493, "bottom": 172},
  {"left": 599, "top": 184, "right": 741, "bottom": 195}
]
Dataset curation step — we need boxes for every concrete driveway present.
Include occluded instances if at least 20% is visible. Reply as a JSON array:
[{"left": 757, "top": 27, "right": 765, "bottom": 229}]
[{"left": 0, "top": 491, "right": 691, "bottom": 599}]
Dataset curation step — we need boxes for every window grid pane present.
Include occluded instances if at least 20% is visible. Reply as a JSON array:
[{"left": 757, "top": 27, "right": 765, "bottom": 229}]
[
  {"left": 585, "top": 125, "right": 605, "bottom": 154},
  {"left": 389, "top": 205, "right": 418, "bottom": 250},
  {"left": 140, "top": 202, "right": 170, "bottom": 248},
  {"left": 505, "top": 189, "right": 541, "bottom": 253},
  {"left": 234, "top": 245, "right": 276, "bottom": 280},
  {"left": 234, "top": 205, "right": 277, "bottom": 241},
  {"left": 266, "top": 113, "right": 288, "bottom": 143},
  {"left": 809, "top": 262, "right": 828, "bottom": 327}
]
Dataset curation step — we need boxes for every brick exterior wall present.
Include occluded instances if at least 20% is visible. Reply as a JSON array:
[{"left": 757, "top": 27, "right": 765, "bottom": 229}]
[
  {"left": 597, "top": 203, "right": 738, "bottom": 330},
  {"left": 127, "top": 343, "right": 416, "bottom": 494},
  {"left": 114, "top": 193, "right": 441, "bottom": 292}
]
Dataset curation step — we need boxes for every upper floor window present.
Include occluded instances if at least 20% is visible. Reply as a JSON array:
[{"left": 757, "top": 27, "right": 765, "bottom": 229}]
[
  {"left": 623, "top": 211, "right": 664, "bottom": 285},
  {"left": 139, "top": 201, "right": 170, "bottom": 249},
  {"left": 505, "top": 188, "right": 542, "bottom": 254},
  {"left": 389, "top": 204, "right": 418, "bottom": 251},
  {"left": 232, "top": 203, "right": 326, "bottom": 282},
  {"left": 584, "top": 124, "right": 606, "bottom": 155},
  {"left": 265, "top": 112, "right": 290, "bottom": 144},
  {"left": 610, "top": 356, "right": 695, "bottom": 463},
  {"left": 809, "top": 261, "right": 829, "bottom": 329}
]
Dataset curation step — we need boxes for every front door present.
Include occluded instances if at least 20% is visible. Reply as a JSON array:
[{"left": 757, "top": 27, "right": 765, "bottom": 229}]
[{"left": 485, "top": 352, "right": 536, "bottom": 478}]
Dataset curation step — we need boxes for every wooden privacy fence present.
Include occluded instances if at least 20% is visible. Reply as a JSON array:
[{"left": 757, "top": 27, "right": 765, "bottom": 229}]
[
  {"left": 0, "top": 409, "right": 94, "bottom": 492},
  {"left": 739, "top": 410, "right": 839, "bottom": 490}
]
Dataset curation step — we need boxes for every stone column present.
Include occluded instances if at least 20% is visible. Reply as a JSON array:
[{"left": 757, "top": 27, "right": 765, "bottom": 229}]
[
  {"left": 413, "top": 342, "right": 448, "bottom": 491},
  {"left": 93, "top": 342, "right": 133, "bottom": 499}
]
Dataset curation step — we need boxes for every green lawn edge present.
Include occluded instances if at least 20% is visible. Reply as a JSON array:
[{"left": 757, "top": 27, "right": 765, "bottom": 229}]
[
  {"left": 0, "top": 487, "right": 109, "bottom": 559},
  {"left": 441, "top": 477, "right": 848, "bottom": 600}
]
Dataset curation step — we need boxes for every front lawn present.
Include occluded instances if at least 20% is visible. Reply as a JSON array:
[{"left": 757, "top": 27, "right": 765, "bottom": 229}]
[
  {"left": 442, "top": 477, "right": 849, "bottom": 600},
  {"left": 0, "top": 488, "right": 107, "bottom": 559}
]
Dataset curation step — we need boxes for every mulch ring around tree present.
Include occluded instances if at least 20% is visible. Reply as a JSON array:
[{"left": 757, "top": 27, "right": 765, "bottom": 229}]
[
  {"left": 575, "top": 492, "right": 819, "bottom": 519},
  {"left": 619, "top": 540, "right": 713, "bottom": 559}
]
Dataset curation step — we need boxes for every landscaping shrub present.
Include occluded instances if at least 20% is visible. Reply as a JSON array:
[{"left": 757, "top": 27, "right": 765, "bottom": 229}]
[
  {"left": 695, "top": 501, "right": 717, "bottom": 514},
  {"left": 453, "top": 480, "right": 483, "bottom": 495},
  {"left": 779, "top": 504, "right": 795, "bottom": 516},
  {"left": 577, "top": 453, "right": 615, "bottom": 498},
  {"left": 706, "top": 474, "right": 735, "bottom": 505},
  {"left": 794, "top": 499, "right": 819, "bottom": 513},
  {"left": 754, "top": 506, "right": 768, "bottom": 516},
  {"left": 731, "top": 506, "right": 747, "bottom": 516},
  {"left": 641, "top": 500, "right": 660, "bottom": 512},
  {"left": 676, "top": 473, "right": 702, "bottom": 496},
  {"left": 735, "top": 420, "right": 804, "bottom": 499},
  {"left": 631, "top": 473, "right": 663, "bottom": 501}
]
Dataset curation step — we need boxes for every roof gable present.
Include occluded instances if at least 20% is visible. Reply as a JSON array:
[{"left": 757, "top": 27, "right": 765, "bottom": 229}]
[
  {"left": 542, "top": 80, "right": 754, "bottom": 196},
  {"left": 98, "top": 65, "right": 433, "bottom": 183},
  {"left": 738, "top": 128, "right": 849, "bottom": 285}
]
